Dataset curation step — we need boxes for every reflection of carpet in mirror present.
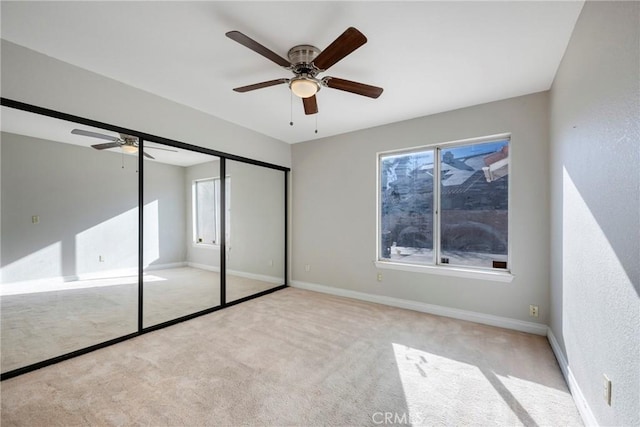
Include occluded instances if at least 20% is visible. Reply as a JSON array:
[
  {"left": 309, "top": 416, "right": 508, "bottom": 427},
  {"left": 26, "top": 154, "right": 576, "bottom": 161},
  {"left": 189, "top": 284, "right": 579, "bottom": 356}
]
[{"left": 0, "top": 267, "right": 280, "bottom": 373}]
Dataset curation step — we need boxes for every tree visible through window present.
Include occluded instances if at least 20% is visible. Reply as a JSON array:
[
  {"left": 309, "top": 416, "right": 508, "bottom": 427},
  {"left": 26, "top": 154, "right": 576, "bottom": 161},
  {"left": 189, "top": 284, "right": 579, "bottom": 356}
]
[
  {"left": 193, "top": 177, "right": 230, "bottom": 245},
  {"left": 379, "top": 138, "right": 509, "bottom": 270}
]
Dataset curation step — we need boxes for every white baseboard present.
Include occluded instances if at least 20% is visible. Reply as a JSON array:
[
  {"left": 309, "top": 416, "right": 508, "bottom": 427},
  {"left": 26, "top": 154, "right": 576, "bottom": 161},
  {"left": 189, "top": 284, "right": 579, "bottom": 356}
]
[
  {"left": 187, "top": 262, "right": 220, "bottom": 273},
  {"left": 68, "top": 261, "right": 188, "bottom": 280},
  {"left": 188, "top": 262, "right": 283, "bottom": 285},
  {"left": 290, "top": 280, "right": 548, "bottom": 336},
  {"left": 144, "top": 262, "right": 187, "bottom": 272},
  {"left": 228, "top": 269, "right": 283, "bottom": 285},
  {"left": 547, "top": 328, "right": 597, "bottom": 427}
]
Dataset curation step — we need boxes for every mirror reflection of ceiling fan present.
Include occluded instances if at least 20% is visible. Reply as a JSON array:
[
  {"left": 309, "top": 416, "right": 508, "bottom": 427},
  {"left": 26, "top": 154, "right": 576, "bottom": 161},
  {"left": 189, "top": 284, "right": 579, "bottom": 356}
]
[
  {"left": 226, "top": 27, "right": 383, "bottom": 115},
  {"left": 71, "top": 129, "right": 178, "bottom": 159}
]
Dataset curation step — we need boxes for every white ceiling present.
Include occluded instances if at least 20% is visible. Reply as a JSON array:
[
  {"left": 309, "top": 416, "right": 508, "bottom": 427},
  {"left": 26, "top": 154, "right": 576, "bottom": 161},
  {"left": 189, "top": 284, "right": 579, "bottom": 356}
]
[{"left": 1, "top": 1, "right": 583, "bottom": 144}]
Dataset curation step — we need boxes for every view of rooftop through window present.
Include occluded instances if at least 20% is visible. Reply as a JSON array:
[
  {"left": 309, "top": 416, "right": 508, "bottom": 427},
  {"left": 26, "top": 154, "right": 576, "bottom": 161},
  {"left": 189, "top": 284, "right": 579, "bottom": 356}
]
[{"left": 380, "top": 138, "right": 509, "bottom": 270}]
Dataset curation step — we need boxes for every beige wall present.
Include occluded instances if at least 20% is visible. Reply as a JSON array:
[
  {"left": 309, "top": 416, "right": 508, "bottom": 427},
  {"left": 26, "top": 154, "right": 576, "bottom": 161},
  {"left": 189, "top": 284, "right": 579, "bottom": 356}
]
[{"left": 292, "top": 91, "right": 550, "bottom": 323}]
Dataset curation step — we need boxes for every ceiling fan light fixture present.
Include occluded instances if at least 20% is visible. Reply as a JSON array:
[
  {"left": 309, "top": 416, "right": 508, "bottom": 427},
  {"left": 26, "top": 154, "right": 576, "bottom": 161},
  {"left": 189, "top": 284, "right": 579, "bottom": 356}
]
[
  {"left": 290, "top": 77, "right": 319, "bottom": 98},
  {"left": 121, "top": 145, "right": 138, "bottom": 154},
  {"left": 228, "top": 27, "right": 382, "bottom": 115}
]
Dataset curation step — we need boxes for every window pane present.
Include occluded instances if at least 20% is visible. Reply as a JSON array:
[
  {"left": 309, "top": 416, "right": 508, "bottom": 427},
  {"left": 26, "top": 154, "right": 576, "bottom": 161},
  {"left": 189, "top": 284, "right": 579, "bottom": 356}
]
[
  {"left": 439, "top": 140, "right": 509, "bottom": 268},
  {"left": 196, "top": 179, "right": 216, "bottom": 244},
  {"left": 380, "top": 150, "right": 435, "bottom": 264}
]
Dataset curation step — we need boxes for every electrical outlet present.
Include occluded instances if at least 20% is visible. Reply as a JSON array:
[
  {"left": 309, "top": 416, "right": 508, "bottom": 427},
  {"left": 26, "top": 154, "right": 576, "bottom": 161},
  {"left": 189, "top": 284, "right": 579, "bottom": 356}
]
[
  {"left": 32, "top": 215, "right": 39, "bottom": 224},
  {"left": 304, "top": 264, "right": 311, "bottom": 272},
  {"left": 603, "top": 375, "right": 612, "bottom": 406},
  {"left": 529, "top": 305, "right": 539, "bottom": 318},
  {"left": 99, "top": 255, "right": 105, "bottom": 262},
  {"left": 377, "top": 273, "right": 383, "bottom": 282}
]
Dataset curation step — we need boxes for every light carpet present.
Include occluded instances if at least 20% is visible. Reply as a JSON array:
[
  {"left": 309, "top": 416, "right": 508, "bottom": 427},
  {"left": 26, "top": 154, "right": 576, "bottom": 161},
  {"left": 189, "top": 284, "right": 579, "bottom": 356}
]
[
  {"left": 0, "top": 288, "right": 582, "bottom": 426},
  {"left": 1, "top": 267, "right": 278, "bottom": 373}
]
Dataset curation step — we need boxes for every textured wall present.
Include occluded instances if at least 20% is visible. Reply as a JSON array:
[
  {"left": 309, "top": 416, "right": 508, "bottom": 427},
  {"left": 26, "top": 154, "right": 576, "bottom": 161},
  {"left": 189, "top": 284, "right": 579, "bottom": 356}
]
[
  {"left": 292, "top": 92, "right": 550, "bottom": 323},
  {"left": 549, "top": 1, "right": 640, "bottom": 425}
]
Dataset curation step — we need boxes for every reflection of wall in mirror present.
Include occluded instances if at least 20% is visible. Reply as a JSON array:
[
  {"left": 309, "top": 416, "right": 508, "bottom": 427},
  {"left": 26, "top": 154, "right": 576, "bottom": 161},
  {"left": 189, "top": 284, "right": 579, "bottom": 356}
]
[
  {"left": 226, "top": 161, "right": 285, "bottom": 283},
  {"left": 0, "top": 131, "right": 186, "bottom": 284}
]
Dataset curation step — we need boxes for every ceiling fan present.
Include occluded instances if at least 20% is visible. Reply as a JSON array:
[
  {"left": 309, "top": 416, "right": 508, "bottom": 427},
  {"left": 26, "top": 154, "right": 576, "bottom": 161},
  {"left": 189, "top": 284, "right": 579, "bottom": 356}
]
[
  {"left": 226, "top": 27, "right": 383, "bottom": 115},
  {"left": 71, "top": 129, "right": 177, "bottom": 159}
]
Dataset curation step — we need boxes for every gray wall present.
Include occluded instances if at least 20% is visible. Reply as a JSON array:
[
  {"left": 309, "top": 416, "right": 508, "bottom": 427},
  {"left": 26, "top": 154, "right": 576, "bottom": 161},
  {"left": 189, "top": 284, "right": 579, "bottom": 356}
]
[
  {"left": 549, "top": 1, "right": 640, "bottom": 425},
  {"left": 292, "top": 91, "right": 550, "bottom": 323},
  {"left": 0, "top": 40, "right": 291, "bottom": 168},
  {"left": 1, "top": 132, "right": 186, "bottom": 283}
]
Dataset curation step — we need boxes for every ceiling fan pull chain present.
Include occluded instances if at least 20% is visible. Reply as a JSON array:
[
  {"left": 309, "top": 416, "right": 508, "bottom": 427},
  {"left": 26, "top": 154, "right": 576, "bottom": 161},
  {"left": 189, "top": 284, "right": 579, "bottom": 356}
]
[
  {"left": 289, "top": 91, "right": 294, "bottom": 126},
  {"left": 121, "top": 151, "right": 125, "bottom": 169},
  {"left": 315, "top": 115, "right": 318, "bottom": 134}
]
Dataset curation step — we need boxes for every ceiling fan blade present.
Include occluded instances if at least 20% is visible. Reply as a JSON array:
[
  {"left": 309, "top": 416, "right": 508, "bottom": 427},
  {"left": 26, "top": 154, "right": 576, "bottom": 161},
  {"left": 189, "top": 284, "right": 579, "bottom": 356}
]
[
  {"left": 146, "top": 145, "right": 179, "bottom": 152},
  {"left": 91, "top": 142, "right": 122, "bottom": 150},
  {"left": 302, "top": 95, "right": 318, "bottom": 115},
  {"left": 313, "top": 27, "right": 367, "bottom": 71},
  {"left": 324, "top": 77, "right": 383, "bottom": 99},
  {"left": 233, "top": 79, "right": 289, "bottom": 93},
  {"left": 72, "top": 129, "right": 119, "bottom": 142},
  {"left": 226, "top": 31, "right": 291, "bottom": 68},
  {"left": 142, "top": 151, "right": 155, "bottom": 160}
]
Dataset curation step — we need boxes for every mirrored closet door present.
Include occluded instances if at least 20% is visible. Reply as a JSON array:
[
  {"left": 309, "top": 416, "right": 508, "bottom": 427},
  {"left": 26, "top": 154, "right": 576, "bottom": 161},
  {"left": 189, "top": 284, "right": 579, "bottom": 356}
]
[
  {"left": 142, "top": 146, "right": 222, "bottom": 327},
  {"left": 225, "top": 160, "right": 285, "bottom": 303},
  {"left": 1, "top": 100, "right": 289, "bottom": 378},
  {"left": 1, "top": 107, "right": 139, "bottom": 373}
]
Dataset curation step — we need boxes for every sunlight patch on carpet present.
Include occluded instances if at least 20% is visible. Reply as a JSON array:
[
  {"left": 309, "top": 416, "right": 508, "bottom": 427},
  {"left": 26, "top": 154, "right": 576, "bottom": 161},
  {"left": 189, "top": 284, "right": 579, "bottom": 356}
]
[{"left": 393, "top": 343, "right": 530, "bottom": 425}]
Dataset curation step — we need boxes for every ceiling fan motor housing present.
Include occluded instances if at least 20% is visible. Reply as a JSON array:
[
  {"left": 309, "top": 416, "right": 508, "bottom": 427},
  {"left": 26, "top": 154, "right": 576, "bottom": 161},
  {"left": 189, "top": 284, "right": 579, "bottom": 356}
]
[
  {"left": 288, "top": 45, "right": 320, "bottom": 69},
  {"left": 120, "top": 134, "right": 139, "bottom": 145}
]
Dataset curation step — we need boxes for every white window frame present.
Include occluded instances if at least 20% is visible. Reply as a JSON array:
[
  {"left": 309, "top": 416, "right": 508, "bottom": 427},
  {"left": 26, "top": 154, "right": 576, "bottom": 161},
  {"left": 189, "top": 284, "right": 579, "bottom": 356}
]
[
  {"left": 375, "top": 133, "right": 513, "bottom": 282},
  {"left": 192, "top": 176, "right": 230, "bottom": 248}
]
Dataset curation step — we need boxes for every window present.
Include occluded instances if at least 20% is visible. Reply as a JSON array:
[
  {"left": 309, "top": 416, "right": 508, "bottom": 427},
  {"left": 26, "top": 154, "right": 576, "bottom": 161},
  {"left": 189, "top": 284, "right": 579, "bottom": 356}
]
[
  {"left": 193, "top": 177, "right": 230, "bottom": 245},
  {"left": 379, "top": 136, "right": 509, "bottom": 271}
]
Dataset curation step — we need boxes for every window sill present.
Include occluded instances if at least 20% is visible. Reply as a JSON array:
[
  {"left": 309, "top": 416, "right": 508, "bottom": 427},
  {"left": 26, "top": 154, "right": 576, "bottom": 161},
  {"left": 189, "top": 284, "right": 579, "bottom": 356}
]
[
  {"left": 192, "top": 243, "right": 220, "bottom": 250},
  {"left": 374, "top": 261, "right": 514, "bottom": 283}
]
